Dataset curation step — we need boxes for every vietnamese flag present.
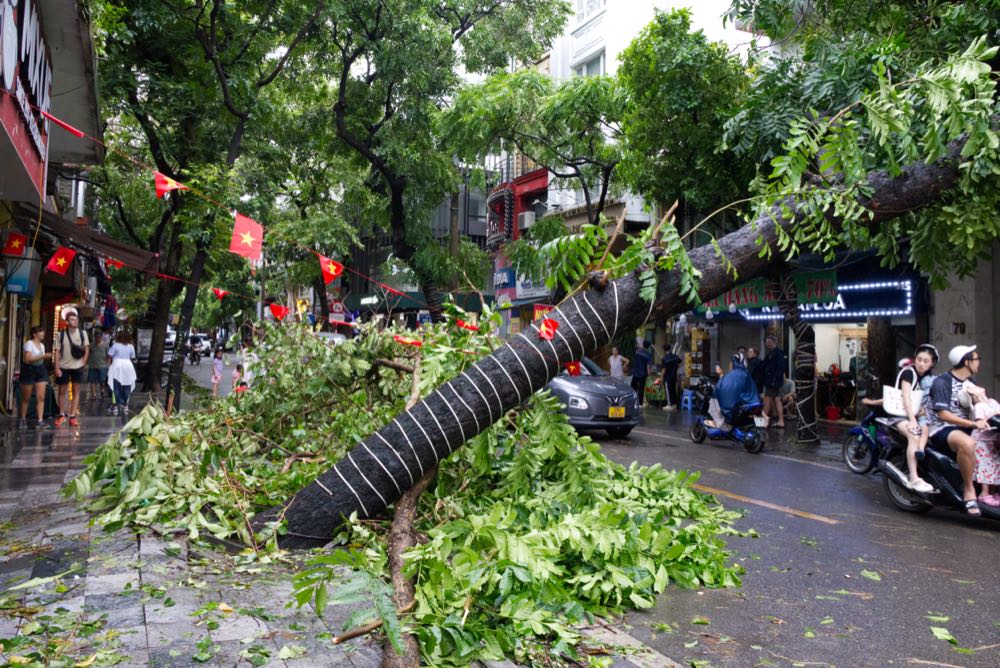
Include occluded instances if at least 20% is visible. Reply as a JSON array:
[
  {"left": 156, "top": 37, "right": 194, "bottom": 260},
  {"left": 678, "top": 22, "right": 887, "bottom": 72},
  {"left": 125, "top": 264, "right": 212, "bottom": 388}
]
[
  {"left": 154, "top": 171, "right": 189, "bottom": 199},
  {"left": 318, "top": 254, "right": 343, "bottom": 285},
  {"left": 564, "top": 361, "right": 581, "bottom": 376},
  {"left": 229, "top": 213, "right": 263, "bottom": 262},
  {"left": 105, "top": 258, "right": 124, "bottom": 270},
  {"left": 269, "top": 303, "right": 290, "bottom": 321},
  {"left": 46, "top": 246, "right": 76, "bottom": 275},
  {"left": 212, "top": 288, "right": 229, "bottom": 300},
  {"left": 393, "top": 335, "right": 423, "bottom": 347},
  {"left": 538, "top": 318, "right": 558, "bottom": 341},
  {"left": 455, "top": 319, "right": 479, "bottom": 332},
  {"left": 3, "top": 232, "right": 27, "bottom": 256}
]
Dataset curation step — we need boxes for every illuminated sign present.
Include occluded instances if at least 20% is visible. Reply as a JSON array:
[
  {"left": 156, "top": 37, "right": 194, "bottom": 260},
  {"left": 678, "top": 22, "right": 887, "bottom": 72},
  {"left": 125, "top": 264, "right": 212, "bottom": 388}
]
[
  {"left": 360, "top": 295, "right": 379, "bottom": 306},
  {"left": 739, "top": 280, "right": 913, "bottom": 321}
]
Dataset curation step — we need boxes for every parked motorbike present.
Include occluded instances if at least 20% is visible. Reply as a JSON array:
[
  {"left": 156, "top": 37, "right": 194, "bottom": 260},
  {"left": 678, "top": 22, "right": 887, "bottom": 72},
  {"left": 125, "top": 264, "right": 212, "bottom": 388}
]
[
  {"left": 842, "top": 409, "right": 903, "bottom": 474},
  {"left": 879, "top": 415, "right": 1000, "bottom": 519},
  {"left": 688, "top": 377, "right": 766, "bottom": 453}
]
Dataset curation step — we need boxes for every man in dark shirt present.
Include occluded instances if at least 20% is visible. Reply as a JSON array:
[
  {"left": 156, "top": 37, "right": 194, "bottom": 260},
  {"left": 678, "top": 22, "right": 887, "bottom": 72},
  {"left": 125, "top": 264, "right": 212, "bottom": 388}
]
[
  {"left": 631, "top": 341, "right": 652, "bottom": 407},
  {"left": 762, "top": 335, "right": 787, "bottom": 427},
  {"left": 747, "top": 346, "right": 764, "bottom": 394},
  {"left": 927, "top": 344, "right": 988, "bottom": 515},
  {"left": 660, "top": 350, "right": 681, "bottom": 411}
]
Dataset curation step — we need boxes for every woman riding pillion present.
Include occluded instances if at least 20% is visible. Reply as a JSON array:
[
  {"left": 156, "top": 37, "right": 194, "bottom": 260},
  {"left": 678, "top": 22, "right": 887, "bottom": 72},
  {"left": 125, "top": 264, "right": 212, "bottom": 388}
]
[{"left": 886, "top": 345, "right": 939, "bottom": 493}]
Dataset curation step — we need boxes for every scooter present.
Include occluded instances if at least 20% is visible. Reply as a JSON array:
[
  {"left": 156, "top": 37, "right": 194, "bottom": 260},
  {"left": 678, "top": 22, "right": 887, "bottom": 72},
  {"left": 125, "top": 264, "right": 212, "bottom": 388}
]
[
  {"left": 842, "top": 408, "right": 904, "bottom": 474},
  {"left": 688, "top": 377, "right": 767, "bottom": 454},
  {"left": 878, "top": 415, "right": 1000, "bottom": 519},
  {"left": 187, "top": 343, "right": 201, "bottom": 366}
]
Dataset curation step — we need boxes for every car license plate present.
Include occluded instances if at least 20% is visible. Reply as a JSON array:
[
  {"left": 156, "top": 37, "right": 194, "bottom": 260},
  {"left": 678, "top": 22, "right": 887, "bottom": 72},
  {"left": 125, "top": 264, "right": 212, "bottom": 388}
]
[
  {"left": 753, "top": 417, "right": 768, "bottom": 427},
  {"left": 608, "top": 406, "right": 626, "bottom": 419}
]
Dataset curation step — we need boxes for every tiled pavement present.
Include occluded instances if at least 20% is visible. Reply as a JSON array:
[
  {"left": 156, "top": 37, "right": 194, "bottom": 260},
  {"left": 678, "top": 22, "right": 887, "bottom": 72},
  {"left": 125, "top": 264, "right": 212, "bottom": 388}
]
[{"left": 0, "top": 393, "right": 726, "bottom": 667}]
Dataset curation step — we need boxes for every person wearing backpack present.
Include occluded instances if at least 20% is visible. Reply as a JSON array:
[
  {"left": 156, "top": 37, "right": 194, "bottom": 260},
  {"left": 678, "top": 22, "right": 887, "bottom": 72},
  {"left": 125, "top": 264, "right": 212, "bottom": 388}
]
[{"left": 53, "top": 307, "right": 89, "bottom": 427}]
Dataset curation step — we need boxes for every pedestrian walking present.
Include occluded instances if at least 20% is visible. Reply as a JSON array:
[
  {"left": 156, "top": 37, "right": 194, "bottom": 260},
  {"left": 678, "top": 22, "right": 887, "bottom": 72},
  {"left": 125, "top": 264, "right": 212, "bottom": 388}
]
[
  {"left": 211, "top": 349, "right": 224, "bottom": 398},
  {"left": 107, "top": 331, "right": 137, "bottom": 416},
  {"left": 53, "top": 307, "right": 89, "bottom": 427},
  {"left": 660, "top": 349, "right": 681, "bottom": 411},
  {"left": 87, "top": 329, "right": 109, "bottom": 401},
  {"left": 18, "top": 326, "right": 51, "bottom": 430}
]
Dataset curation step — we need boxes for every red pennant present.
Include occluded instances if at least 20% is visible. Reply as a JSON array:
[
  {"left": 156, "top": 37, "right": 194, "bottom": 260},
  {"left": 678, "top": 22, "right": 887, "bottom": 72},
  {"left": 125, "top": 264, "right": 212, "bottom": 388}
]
[
  {"left": 212, "top": 288, "right": 229, "bottom": 300},
  {"left": 269, "top": 303, "right": 290, "bottom": 321},
  {"left": 455, "top": 319, "right": 479, "bottom": 332},
  {"left": 234, "top": 385, "right": 248, "bottom": 393},
  {"left": 393, "top": 335, "right": 423, "bottom": 347},
  {"left": 105, "top": 258, "right": 124, "bottom": 270},
  {"left": 538, "top": 318, "right": 558, "bottom": 341},
  {"left": 318, "top": 254, "right": 343, "bottom": 285},
  {"left": 3, "top": 232, "right": 27, "bottom": 256},
  {"left": 154, "top": 171, "right": 189, "bottom": 199},
  {"left": 46, "top": 246, "right": 77, "bottom": 275},
  {"left": 564, "top": 361, "right": 581, "bottom": 376},
  {"left": 230, "top": 213, "right": 263, "bottom": 262},
  {"left": 41, "top": 110, "right": 85, "bottom": 138}
]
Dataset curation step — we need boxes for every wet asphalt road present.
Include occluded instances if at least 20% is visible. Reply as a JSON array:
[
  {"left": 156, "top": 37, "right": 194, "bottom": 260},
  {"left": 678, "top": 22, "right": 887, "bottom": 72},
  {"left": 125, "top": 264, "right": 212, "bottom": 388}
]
[{"left": 596, "top": 411, "right": 1000, "bottom": 668}]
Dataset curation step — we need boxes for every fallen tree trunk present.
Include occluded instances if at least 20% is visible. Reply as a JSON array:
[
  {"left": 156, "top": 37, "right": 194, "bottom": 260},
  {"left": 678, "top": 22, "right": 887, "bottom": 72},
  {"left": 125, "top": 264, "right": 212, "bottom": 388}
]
[{"left": 260, "top": 141, "right": 964, "bottom": 549}]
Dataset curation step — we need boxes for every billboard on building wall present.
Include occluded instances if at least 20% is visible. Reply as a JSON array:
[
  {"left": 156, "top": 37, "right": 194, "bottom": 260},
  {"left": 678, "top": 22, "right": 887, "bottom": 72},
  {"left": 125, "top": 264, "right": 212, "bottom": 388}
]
[{"left": 0, "top": 0, "right": 52, "bottom": 201}]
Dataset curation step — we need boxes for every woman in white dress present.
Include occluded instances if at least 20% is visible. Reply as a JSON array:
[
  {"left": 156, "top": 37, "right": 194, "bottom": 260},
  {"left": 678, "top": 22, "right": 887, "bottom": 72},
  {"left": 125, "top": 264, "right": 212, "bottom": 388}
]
[{"left": 106, "top": 331, "right": 137, "bottom": 416}]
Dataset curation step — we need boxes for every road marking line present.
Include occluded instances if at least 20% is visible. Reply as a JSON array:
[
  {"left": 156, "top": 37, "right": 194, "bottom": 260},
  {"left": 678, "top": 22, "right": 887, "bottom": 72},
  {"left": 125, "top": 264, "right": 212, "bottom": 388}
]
[
  {"left": 631, "top": 428, "right": 845, "bottom": 472},
  {"left": 691, "top": 483, "right": 841, "bottom": 525}
]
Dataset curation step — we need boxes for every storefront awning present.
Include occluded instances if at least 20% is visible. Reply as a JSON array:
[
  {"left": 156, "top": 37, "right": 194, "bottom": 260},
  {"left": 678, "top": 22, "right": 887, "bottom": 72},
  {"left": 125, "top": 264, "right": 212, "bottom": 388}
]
[{"left": 16, "top": 206, "right": 158, "bottom": 273}]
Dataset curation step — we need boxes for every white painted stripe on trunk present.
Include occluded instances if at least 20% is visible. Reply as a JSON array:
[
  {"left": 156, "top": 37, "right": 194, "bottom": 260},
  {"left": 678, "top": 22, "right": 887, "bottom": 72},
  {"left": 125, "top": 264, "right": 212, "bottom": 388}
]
[
  {"left": 374, "top": 432, "right": 415, "bottom": 485},
  {"left": 517, "top": 332, "right": 553, "bottom": 376},
  {"left": 315, "top": 479, "right": 333, "bottom": 496},
  {"left": 435, "top": 389, "right": 466, "bottom": 444},
  {"left": 506, "top": 341, "right": 536, "bottom": 393},
  {"left": 348, "top": 451, "right": 386, "bottom": 507},
  {"left": 472, "top": 365, "right": 504, "bottom": 419},
  {"left": 573, "top": 299, "right": 599, "bottom": 346},
  {"left": 407, "top": 408, "right": 441, "bottom": 463},
  {"left": 334, "top": 466, "right": 368, "bottom": 516},
  {"left": 462, "top": 372, "right": 495, "bottom": 424},
  {"left": 393, "top": 418, "right": 426, "bottom": 475},
  {"left": 553, "top": 305, "right": 585, "bottom": 357},
  {"left": 582, "top": 291, "right": 610, "bottom": 341},
  {"left": 447, "top": 383, "right": 481, "bottom": 433},
  {"left": 489, "top": 354, "right": 523, "bottom": 404},
  {"left": 422, "top": 400, "right": 454, "bottom": 453},
  {"left": 611, "top": 282, "right": 620, "bottom": 339},
  {"left": 363, "top": 442, "right": 401, "bottom": 495}
]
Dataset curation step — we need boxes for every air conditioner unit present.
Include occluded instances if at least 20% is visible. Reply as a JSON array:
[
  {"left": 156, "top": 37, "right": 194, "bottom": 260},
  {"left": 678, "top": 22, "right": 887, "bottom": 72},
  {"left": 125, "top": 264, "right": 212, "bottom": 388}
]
[{"left": 518, "top": 211, "right": 535, "bottom": 230}]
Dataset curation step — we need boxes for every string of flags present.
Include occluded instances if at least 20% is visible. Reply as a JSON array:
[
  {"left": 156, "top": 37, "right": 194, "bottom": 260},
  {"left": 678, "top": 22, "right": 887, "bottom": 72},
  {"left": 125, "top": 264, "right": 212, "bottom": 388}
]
[{"left": 1, "top": 86, "right": 419, "bottom": 315}]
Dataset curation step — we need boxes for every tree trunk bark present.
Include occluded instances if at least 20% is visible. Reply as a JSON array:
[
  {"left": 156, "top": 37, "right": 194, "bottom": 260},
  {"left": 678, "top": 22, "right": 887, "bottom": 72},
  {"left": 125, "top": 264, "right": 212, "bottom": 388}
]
[
  {"left": 313, "top": 275, "right": 330, "bottom": 330},
  {"left": 257, "top": 135, "right": 967, "bottom": 548},
  {"left": 164, "top": 241, "right": 210, "bottom": 411},
  {"left": 777, "top": 274, "right": 819, "bottom": 445},
  {"left": 867, "top": 317, "right": 896, "bottom": 398}
]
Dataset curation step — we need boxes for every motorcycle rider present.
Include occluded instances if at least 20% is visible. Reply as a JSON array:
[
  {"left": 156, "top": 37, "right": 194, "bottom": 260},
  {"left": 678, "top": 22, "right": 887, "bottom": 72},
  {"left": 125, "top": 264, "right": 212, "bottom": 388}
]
[
  {"left": 927, "top": 345, "right": 989, "bottom": 516},
  {"left": 707, "top": 353, "right": 760, "bottom": 430}
]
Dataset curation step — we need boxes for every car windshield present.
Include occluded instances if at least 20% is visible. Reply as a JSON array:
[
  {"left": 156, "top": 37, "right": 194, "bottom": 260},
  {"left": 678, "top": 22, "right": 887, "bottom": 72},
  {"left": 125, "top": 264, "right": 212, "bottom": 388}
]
[{"left": 560, "top": 357, "right": 607, "bottom": 377}]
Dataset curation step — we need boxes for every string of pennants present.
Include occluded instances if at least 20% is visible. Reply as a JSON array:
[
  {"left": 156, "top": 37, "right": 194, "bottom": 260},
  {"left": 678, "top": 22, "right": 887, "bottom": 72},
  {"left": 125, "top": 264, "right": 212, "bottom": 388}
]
[
  {"left": 3, "top": 91, "right": 583, "bottom": 362},
  {"left": 1, "top": 88, "right": 423, "bottom": 319}
]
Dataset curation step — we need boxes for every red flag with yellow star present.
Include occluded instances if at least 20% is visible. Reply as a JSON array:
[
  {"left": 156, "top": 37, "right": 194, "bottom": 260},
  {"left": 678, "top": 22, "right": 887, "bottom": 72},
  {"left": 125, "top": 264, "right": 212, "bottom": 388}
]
[
  {"left": 154, "top": 171, "right": 189, "bottom": 199},
  {"left": 318, "top": 254, "right": 343, "bottom": 285},
  {"left": 212, "top": 288, "right": 229, "bottom": 300},
  {"left": 393, "top": 335, "right": 423, "bottom": 347},
  {"left": 3, "top": 232, "right": 27, "bottom": 256},
  {"left": 105, "top": 258, "right": 124, "bottom": 271},
  {"left": 229, "top": 213, "right": 263, "bottom": 262},
  {"left": 269, "top": 303, "right": 290, "bottom": 321},
  {"left": 538, "top": 318, "right": 558, "bottom": 341},
  {"left": 455, "top": 319, "right": 479, "bottom": 332},
  {"left": 564, "top": 361, "right": 581, "bottom": 376},
  {"left": 46, "top": 246, "right": 76, "bottom": 275}
]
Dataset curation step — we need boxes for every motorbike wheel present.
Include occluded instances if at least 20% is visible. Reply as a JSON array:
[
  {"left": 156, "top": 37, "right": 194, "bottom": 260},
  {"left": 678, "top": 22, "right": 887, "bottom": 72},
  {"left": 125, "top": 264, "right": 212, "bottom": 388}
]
[
  {"left": 842, "top": 433, "right": 876, "bottom": 474},
  {"left": 882, "top": 454, "right": 934, "bottom": 514},
  {"left": 690, "top": 421, "right": 707, "bottom": 443},
  {"left": 743, "top": 427, "right": 765, "bottom": 454}
]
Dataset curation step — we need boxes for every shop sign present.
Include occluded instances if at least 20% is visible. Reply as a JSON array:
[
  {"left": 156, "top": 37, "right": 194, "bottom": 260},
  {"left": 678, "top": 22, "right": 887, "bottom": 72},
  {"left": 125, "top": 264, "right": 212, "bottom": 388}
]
[
  {"left": 493, "top": 268, "right": 514, "bottom": 289},
  {"left": 3, "top": 248, "right": 39, "bottom": 295},
  {"left": 496, "top": 294, "right": 512, "bottom": 309},
  {"left": 699, "top": 278, "right": 776, "bottom": 311},
  {"left": 516, "top": 274, "right": 549, "bottom": 300},
  {"left": 0, "top": 0, "right": 52, "bottom": 197},
  {"left": 360, "top": 295, "right": 379, "bottom": 306},
  {"left": 739, "top": 280, "right": 913, "bottom": 321},
  {"left": 793, "top": 270, "right": 838, "bottom": 305},
  {"left": 533, "top": 304, "right": 554, "bottom": 321}
]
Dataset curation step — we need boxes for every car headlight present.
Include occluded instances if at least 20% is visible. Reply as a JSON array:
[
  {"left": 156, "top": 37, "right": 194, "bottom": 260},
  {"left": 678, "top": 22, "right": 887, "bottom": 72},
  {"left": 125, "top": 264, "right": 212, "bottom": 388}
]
[{"left": 567, "top": 396, "right": 589, "bottom": 410}]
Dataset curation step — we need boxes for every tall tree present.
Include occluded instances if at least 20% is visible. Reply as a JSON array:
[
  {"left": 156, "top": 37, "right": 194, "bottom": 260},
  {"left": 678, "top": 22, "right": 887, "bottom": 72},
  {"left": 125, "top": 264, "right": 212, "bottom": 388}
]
[{"left": 313, "top": 0, "right": 570, "bottom": 318}]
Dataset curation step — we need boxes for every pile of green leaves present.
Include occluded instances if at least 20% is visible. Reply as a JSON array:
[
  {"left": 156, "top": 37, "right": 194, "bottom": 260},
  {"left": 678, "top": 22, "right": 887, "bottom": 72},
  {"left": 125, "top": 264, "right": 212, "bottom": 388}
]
[{"left": 68, "top": 310, "right": 743, "bottom": 665}]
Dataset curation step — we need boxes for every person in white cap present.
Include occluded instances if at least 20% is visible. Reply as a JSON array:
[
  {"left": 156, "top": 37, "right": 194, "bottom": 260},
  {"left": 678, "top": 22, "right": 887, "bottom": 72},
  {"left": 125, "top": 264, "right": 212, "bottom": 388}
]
[
  {"left": 52, "top": 306, "right": 89, "bottom": 427},
  {"left": 926, "top": 345, "right": 988, "bottom": 516}
]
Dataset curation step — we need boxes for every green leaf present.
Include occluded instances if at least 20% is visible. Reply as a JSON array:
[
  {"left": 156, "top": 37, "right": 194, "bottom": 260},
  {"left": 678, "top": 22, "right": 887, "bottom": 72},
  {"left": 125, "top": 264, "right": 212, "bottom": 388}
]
[{"left": 930, "top": 627, "right": 958, "bottom": 645}]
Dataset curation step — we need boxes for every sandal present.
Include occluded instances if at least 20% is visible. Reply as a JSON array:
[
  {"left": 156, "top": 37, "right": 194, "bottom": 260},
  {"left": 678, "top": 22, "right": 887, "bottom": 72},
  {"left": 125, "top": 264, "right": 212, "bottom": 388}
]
[
  {"left": 978, "top": 494, "right": 1000, "bottom": 508},
  {"left": 964, "top": 499, "right": 982, "bottom": 516}
]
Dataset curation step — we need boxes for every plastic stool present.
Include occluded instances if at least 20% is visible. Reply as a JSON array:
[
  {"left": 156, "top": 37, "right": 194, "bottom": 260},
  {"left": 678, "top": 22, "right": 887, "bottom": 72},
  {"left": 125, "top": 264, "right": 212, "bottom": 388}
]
[{"left": 680, "top": 389, "right": 696, "bottom": 411}]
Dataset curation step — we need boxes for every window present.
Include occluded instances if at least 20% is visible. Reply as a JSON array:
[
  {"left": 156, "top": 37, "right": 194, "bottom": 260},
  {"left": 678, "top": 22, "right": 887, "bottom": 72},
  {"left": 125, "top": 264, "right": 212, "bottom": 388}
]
[
  {"left": 576, "top": 0, "right": 606, "bottom": 22},
  {"left": 574, "top": 51, "right": 604, "bottom": 77}
]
